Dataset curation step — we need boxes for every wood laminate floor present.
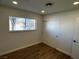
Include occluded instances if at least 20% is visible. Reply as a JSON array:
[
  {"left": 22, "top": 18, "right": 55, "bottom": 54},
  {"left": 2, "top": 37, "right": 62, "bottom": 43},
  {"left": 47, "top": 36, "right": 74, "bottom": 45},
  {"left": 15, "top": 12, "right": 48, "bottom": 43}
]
[{"left": 0, "top": 43, "right": 73, "bottom": 59}]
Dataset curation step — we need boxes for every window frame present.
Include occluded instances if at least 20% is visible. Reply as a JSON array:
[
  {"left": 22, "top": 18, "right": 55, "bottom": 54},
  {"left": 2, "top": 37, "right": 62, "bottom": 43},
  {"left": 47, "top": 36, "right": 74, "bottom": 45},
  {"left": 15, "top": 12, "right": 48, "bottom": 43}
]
[{"left": 9, "top": 16, "right": 37, "bottom": 32}]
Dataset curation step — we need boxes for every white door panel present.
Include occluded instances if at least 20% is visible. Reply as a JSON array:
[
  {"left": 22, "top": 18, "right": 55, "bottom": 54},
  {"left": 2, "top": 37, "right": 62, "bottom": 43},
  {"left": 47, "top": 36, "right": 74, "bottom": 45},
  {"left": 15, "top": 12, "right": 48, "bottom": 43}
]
[
  {"left": 72, "top": 45, "right": 79, "bottom": 59},
  {"left": 72, "top": 18, "right": 79, "bottom": 59}
]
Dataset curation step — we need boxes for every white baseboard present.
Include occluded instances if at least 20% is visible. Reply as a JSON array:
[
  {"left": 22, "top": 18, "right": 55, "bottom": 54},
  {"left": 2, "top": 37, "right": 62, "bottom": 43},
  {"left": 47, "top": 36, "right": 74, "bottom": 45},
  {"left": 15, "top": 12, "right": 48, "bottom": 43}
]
[
  {"left": 42, "top": 42, "right": 71, "bottom": 56},
  {"left": 0, "top": 41, "right": 71, "bottom": 57},
  {"left": 56, "top": 48, "right": 71, "bottom": 56},
  {"left": 0, "top": 42, "right": 41, "bottom": 56}
]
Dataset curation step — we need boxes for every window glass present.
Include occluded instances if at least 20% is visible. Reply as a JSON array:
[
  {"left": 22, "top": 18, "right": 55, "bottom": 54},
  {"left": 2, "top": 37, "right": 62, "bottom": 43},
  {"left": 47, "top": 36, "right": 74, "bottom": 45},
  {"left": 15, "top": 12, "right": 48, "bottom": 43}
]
[
  {"left": 9, "top": 16, "right": 36, "bottom": 31},
  {"left": 14, "top": 17, "right": 25, "bottom": 31}
]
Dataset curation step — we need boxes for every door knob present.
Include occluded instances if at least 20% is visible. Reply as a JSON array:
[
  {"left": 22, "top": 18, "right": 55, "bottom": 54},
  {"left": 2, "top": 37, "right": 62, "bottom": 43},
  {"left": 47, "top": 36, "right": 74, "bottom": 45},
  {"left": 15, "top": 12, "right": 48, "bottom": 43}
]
[
  {"left": 73, "top": 40, "right": 78, "bottom": 43},
  {"left": 73, "top": 40, "right": 76, "bottom": 42}
]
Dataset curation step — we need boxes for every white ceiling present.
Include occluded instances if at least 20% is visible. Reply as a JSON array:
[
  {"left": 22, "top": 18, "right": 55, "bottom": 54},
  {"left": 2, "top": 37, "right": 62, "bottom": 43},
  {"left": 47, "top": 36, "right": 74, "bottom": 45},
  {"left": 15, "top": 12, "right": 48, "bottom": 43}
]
[{"left": 0, "top": 0, "right": 79, "bottom": 14}]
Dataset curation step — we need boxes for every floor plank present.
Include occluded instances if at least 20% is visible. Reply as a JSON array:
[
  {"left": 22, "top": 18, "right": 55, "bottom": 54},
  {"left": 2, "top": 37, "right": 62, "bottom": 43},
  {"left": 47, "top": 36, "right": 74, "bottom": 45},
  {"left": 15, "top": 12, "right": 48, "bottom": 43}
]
[{"left": 0, "top": 43, "right": 73, "bottom": 59}]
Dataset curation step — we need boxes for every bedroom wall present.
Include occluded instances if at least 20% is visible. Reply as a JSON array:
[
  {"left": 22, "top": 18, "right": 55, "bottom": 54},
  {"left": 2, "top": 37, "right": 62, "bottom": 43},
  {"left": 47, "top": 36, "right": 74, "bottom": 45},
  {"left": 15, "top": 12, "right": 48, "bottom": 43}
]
[
  {"left": 0, "top": 5, "right": 43, "bottom": 55},
  {"left": 43, "top": 9, "right": 79, "bottom": 55}
]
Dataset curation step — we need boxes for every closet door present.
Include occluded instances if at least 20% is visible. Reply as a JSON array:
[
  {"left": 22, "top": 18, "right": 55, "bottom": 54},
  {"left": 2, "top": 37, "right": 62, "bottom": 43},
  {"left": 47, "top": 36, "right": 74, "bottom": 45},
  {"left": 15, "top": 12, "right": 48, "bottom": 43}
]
[
  {"left": 57, "top": 17, "right": 74, "bottom": 53},
  {"left": 72, "top": 18, "right": 79, "bottom": 59}
]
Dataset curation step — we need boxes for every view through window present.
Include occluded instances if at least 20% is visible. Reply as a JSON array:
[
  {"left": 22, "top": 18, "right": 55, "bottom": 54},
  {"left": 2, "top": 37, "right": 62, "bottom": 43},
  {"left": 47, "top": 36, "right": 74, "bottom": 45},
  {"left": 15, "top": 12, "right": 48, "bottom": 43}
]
[{"left": 9, "top": 16, "right": 36, "bottom": 31}]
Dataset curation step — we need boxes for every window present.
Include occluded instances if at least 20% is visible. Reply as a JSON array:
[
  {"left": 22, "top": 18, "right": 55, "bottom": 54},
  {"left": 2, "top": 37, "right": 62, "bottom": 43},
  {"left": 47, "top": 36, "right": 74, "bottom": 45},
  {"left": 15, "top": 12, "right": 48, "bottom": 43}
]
[{"left": 9, "top": 16, "right": 36, "bottom": 31}]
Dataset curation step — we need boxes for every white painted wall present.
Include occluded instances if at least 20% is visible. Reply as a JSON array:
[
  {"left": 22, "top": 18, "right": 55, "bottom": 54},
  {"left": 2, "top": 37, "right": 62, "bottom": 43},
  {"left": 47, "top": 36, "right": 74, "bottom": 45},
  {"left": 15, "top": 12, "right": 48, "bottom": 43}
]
[
  {"left": 0, "top": 6, "right": 43, "bottom": 55},
  {"left": 43, "top": 9, "right": 79, "bottom": 55}
]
